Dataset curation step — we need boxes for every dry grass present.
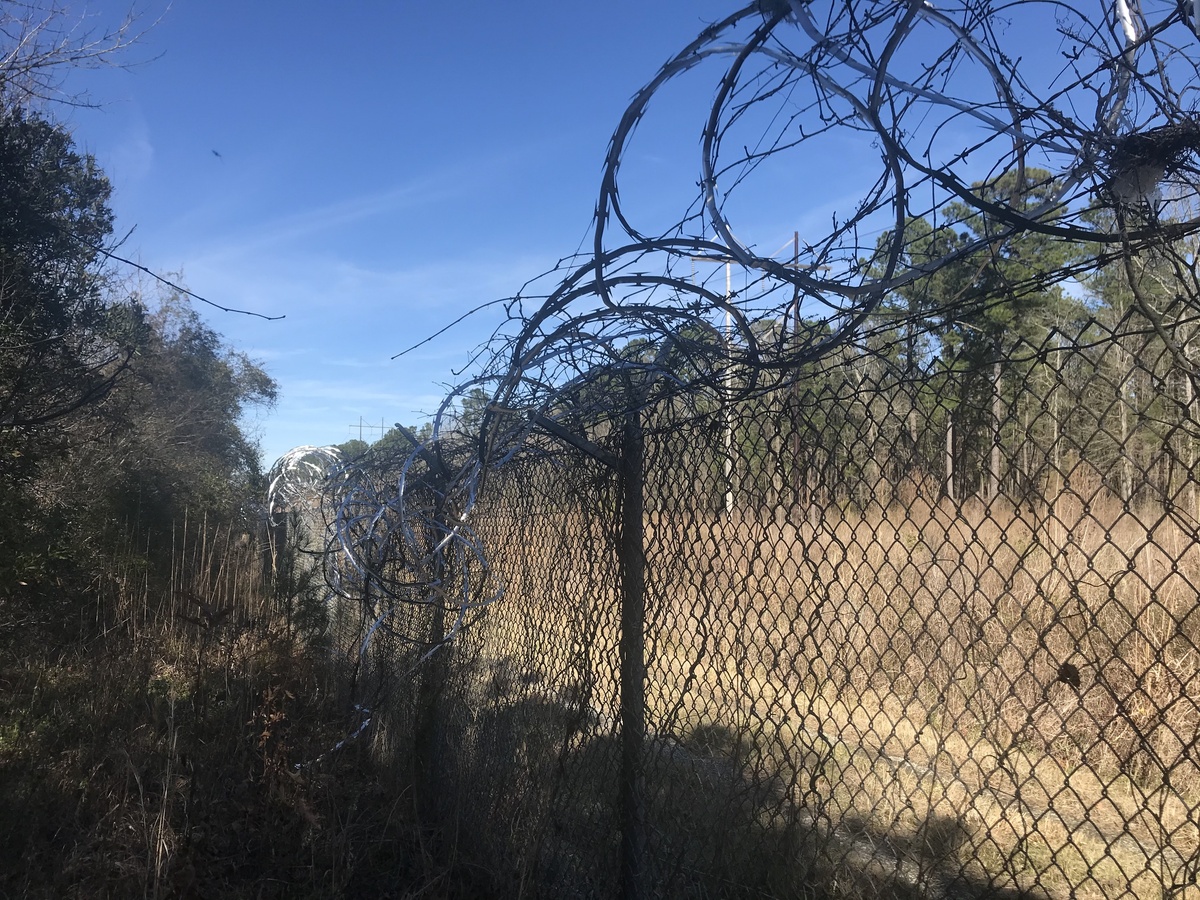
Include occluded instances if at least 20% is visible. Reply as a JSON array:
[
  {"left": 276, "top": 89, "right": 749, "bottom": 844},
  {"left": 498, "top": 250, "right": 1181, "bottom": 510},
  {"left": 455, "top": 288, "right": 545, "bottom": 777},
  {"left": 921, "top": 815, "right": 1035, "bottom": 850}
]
[
  {"left": 0, "top": 524, "right": 449, "bottom": 900},
  {"left": 442, "top": 472, "right": 1200, "bottom": 899}
]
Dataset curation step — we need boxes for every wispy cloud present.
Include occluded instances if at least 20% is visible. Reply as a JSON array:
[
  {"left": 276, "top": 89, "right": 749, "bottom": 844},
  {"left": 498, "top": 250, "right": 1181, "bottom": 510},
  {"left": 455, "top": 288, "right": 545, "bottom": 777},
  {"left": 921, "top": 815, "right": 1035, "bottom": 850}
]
[
  {"left": 181, "top": 249, "right": 555, "bottom": 339},
  {"left": 174, "top": 137, "right": 558, "bottom": 266},
  {"left": 108, "top": 110, "right": 155, "bottom": 187},
  {"left": 189, "top": 181, "right": 448, "bottom": 260}
]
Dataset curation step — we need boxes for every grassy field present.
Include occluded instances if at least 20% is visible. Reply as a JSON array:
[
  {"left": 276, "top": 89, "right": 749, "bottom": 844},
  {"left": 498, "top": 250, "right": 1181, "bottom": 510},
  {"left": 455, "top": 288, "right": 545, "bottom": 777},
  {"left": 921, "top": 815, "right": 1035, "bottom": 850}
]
[
  {"left": 22, "top": 472, "right": 1191, "bottom": 897},
  {"left": 446, "top": 474, "right": 1200, "bottom": 899},
  {"left": 9, "top": 440, "right": 1197, "bottom": 896}
]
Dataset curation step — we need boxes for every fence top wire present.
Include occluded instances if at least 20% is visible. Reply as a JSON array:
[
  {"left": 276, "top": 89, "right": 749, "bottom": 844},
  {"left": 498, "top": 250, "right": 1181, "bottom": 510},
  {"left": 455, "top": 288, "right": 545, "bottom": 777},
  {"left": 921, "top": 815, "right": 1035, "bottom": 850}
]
[
  {"left": 472, "top": 0, "right": 1200, "bottom": 454},
  {"left": 269, "top": 0, "right": 1200, "bottom": 654}
]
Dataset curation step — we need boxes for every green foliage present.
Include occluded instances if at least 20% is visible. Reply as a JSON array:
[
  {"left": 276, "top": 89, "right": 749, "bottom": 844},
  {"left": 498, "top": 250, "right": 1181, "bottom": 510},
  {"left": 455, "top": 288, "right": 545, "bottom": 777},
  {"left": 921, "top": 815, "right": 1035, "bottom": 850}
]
[
  {"left": 0, "top": 100, "right": 277, "bottom": 631},
  {"left": 850, "top": 169, "right": 1095, "bottom": 494},
  {"left": 337, "top": 422, "right": 436, "bottom": 475},
  {"left": 457, "top": 386, "right": 491, "bottom": 434},
  {"left": 0, "top": 105, "right": 134, "bottom": 613},
  {"left": 336, "top": 437, "right": 370, "bottom": 457},
  {"left": 30, "top": 288, "right": 280, "bottom": 597},
  {"left": 0, "top": 106, "right": 133, "bottom": 431},
  {"left": 376, "top": 421, "right": 432, "bottom": 453},
  {"left": 870, "top": 169, "right": 1088, "bottom": 374}
]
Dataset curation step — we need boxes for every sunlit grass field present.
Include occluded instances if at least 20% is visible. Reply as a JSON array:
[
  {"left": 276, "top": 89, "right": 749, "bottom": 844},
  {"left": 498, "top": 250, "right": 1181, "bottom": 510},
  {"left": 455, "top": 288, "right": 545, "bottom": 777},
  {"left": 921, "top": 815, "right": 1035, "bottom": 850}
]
[{"left": 452, "top": 472, "right": 1200, "bottom": 899}]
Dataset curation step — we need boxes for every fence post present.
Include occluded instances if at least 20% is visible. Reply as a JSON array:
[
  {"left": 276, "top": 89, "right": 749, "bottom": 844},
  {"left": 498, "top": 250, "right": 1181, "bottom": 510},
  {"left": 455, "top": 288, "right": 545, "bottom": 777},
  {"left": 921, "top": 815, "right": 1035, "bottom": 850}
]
[
  {"left": 618, "top": 402, "right": 647, "bottom": 900},
  {"left": 412, "top": 472, "right": 450, "bottom": 835},
  {"left": 413, "top": 583, "right": 445, "bottom": 835}
]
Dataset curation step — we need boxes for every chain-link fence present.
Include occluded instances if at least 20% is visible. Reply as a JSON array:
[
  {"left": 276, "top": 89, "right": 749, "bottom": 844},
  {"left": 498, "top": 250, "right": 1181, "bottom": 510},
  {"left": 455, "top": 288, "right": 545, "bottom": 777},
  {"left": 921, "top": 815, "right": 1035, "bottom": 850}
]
[
  {"left": 322, "top": 294, "right": 1198, "bottom": 899},
  {"left": 262, "top": 3, "right": 1200, "bottom": 896}
]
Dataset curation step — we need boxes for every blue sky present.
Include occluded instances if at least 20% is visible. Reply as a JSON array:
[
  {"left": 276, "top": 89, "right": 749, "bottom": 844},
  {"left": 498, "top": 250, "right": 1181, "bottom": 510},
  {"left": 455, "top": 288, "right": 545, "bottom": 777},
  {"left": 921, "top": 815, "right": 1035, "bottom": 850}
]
[
  {"left": 51, "top": 0, "right": 1126, "bottom": 466},
  {"left": 57, "top": 1, "right": 768, "bottom": 464}
]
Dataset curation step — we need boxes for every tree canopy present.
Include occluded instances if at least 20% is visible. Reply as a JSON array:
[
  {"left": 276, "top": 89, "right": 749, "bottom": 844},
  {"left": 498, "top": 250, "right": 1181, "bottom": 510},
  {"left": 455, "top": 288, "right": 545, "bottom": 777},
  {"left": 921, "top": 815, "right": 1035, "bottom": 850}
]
[
  {"left": 0, "top": 102, "right": 277, "bottom": 625},
  {"left": 0, "top": 105, "right": 131, "bottom": 433}
]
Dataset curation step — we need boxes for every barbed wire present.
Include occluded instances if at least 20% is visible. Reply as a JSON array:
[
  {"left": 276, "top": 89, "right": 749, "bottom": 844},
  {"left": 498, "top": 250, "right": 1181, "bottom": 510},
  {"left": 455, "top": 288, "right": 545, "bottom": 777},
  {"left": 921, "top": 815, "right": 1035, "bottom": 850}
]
[{"left": 271, "top": 0, "right": 1200, "bottom": 791}]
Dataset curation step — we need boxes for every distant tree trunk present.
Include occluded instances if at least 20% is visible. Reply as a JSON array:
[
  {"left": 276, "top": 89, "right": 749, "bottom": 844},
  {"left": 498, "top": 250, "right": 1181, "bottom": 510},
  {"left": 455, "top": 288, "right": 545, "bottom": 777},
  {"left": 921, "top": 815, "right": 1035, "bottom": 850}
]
[
  {"left": 791, "top": 427, "right": 804, "bottom": 509},
  {"left": 1119, "top": 370, "right": 1134, "bottom": 503},
  {"left": 1050, "top": 336, "right": 1065, "bottom": 496},
  {"left": 1173, "top": 331, "right": 1199, "bottom": 517},
  {"left": 1186, "top": 363, "right": 1197, "bottom": 517},
  {"left": 945, "top": 414, "right": 956, "bottom": 501},
  {"left": 990, "top": 359, "right": 1002, "bottom": 500}
]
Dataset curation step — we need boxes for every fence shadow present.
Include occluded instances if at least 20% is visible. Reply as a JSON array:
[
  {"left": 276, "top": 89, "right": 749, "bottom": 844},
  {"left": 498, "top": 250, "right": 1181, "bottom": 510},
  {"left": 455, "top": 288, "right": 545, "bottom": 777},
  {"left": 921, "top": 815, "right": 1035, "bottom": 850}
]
[{"left": 416, "top": 683, "right": 1063, "bottom": 899}]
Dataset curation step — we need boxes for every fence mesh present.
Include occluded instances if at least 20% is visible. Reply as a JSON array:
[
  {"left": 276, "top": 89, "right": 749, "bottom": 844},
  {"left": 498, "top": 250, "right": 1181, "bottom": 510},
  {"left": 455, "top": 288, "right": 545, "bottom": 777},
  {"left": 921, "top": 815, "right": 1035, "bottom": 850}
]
[
  {"left": 262, "top": 2, "right": 1200, "bottom": 895},
  {"left": 311, "top": 294, "right": 1200, "bottom": 899}
]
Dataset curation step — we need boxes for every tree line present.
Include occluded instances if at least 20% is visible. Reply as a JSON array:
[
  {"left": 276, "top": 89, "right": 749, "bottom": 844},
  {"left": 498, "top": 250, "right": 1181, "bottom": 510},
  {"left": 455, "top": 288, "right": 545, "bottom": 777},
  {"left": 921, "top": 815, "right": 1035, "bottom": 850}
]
[
  {"left": 717, "top": 169, "right": 1200, "bottom": 513},
  {"left": 0, "top": 97, "right": 276, "bottom": 639}
]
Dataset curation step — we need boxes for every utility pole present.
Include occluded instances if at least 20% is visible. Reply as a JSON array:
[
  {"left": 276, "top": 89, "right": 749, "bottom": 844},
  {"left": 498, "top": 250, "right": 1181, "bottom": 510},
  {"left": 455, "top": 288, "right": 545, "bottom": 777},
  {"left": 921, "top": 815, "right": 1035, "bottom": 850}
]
[
  {"left": 347, "top": 417, "right": 387, "bottom": 443},
  {"left": 723, "top": 259, "right": 733, "bottom": 515},
  {"left": 690, "top": 249, "right": 736, "bottom": 515},
  {"left": 692, "top": 233, "right": 827, "bottom": 516},
  {"left": 789, "top": 231, "right": 803, "bottom": 508}
]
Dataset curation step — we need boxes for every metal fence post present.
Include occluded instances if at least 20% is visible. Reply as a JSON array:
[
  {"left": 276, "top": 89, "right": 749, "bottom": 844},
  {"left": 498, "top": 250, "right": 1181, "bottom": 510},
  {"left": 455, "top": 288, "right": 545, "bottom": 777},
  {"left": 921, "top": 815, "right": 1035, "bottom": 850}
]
[
  {"left": 413, "top": 469, "right": 450, "bottom": 834},
  {"left": 618, "top": 401, "right": 647, "bottom": 900}
]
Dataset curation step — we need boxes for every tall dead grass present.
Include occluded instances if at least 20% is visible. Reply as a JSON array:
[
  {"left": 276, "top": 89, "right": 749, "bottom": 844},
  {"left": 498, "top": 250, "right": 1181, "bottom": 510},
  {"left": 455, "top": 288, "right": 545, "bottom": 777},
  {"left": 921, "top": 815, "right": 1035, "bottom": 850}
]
[
  {"left": 0, "top": 519, "right": 437, "bottom": 900},
  {"left": 445, "top": 468, "right": 1200, "bottom": 899}
]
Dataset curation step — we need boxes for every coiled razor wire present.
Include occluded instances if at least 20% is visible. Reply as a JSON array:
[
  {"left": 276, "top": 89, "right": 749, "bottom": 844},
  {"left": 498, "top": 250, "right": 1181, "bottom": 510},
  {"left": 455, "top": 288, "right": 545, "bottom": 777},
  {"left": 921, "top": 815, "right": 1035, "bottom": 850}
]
[
  {"left": 271, "top": 0, "right": 1200, "bottom": 763},
  {"left": 268, "top": 435, "right": 501, "bottom": 656},
  {"left": 266, "top": 445, "right": 345, "bottom": 520},
  {"left": 466, "top": 0, "right": 1200, "bottom": 477}
]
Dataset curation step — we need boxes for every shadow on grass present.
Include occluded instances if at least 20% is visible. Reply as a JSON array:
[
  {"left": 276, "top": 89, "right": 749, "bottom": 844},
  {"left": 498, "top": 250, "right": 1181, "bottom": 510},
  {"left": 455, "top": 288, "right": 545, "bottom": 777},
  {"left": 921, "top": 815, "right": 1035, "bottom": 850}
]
[
  {"left": 0, "top": 627, "right": 434, "bottom": 900},
  {"left": 420, "top": 695, "right": 1054, "bottom": 900}
]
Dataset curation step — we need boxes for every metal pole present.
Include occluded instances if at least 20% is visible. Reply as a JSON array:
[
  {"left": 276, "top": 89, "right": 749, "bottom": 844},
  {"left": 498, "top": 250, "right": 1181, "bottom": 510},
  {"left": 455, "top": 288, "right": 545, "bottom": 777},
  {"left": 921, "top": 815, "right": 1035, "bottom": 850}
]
[
  {"left": 724, "top": 260, "right": 734, "bottom": 515},
  {"left": 790, "top": 231, "right": 803, "bottom": 507},
  {"left": 618, "top": 400, "right": 647, "bottom": 900}
]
